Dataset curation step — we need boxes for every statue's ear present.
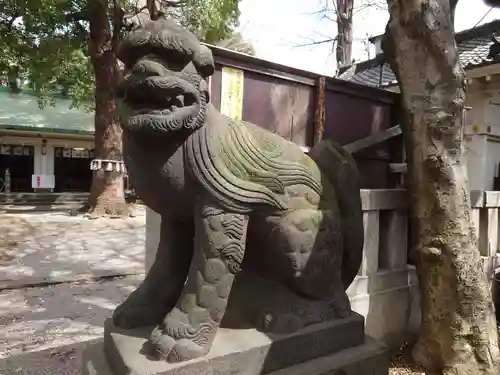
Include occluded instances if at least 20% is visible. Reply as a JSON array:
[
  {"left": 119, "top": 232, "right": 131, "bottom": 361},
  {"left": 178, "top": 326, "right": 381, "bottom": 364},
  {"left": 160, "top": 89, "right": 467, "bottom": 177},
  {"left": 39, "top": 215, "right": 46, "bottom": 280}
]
[{"left": 193, "top": 45, "right": 215, "bottom": 77}]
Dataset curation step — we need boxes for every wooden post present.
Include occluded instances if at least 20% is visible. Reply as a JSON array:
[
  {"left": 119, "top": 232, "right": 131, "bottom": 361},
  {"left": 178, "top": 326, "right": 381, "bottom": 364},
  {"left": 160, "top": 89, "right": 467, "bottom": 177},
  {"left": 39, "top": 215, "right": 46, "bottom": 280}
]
[{"left": 314, "top": 76, "right": 326, "bottom": 145}]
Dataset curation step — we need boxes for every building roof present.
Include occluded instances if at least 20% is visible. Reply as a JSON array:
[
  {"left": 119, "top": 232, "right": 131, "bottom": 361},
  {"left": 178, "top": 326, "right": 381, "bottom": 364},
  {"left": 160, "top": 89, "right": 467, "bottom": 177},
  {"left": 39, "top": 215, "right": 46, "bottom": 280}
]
[
  {"left": 0, "top": 87, "right": 94, "bottom": 135},
  {"left": 339, "top": 19, "right": 500, "bottom": 88}
]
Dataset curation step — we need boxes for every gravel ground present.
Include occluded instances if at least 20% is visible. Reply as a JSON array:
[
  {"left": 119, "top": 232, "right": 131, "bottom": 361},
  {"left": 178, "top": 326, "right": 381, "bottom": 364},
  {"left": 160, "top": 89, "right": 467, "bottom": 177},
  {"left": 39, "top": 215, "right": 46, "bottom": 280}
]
[
  {"left": 0, "top": 210, "right": 145, "bottom": 289},
  {"left": 0, "top": 275, "right": 143, "bottom": 375},
  {"left": 0, "top": 210, "right": 146, "bottom": 374},
  {"left": 0, "top": 340, "right": 99, "bottom": 375},
  {"left": 388, "top": 344, "right": 426, "bottom": 375}
]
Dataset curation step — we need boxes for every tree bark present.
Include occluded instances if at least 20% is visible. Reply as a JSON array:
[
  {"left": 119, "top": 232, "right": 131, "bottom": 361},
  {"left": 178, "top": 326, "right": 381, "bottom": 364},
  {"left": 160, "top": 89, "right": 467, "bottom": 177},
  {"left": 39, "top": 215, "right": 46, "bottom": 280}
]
[
  {"left": 383, "top": 0, "right": 499, "bottom": 373},
  {"left": 85, "top": 0, "right": 128, "bottom": 217}
]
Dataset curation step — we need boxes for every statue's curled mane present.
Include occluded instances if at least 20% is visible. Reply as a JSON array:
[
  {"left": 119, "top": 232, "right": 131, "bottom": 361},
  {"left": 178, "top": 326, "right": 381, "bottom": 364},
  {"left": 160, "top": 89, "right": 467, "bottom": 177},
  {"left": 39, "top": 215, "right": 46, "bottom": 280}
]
[{"left": 185, "top": 119, "right": 323, "bottom": 214}]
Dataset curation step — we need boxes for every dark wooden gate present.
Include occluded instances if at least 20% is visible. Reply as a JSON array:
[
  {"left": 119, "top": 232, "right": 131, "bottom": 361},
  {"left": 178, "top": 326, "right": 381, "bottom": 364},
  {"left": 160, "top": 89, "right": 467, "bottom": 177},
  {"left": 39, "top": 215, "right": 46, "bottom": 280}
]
[{"left": 207, "top": 45, "right": 402, "bottom": 189}]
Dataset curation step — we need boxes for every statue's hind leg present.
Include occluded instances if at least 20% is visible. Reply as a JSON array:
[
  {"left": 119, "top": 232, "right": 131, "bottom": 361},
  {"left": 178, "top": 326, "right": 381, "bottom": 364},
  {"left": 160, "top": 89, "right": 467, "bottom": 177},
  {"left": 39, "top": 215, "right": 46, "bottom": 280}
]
[
  {"left": 255, "top": 208, "right": 350, "bottom": 336},
  {"left": 148, "top": 200, "right": 248, "bottom": 363},
  {"left": 113, "top": 218, "right": 194, "bottom": 328},
  {"left": 284, "top": 209, "right": 351, "bottom": 317}
]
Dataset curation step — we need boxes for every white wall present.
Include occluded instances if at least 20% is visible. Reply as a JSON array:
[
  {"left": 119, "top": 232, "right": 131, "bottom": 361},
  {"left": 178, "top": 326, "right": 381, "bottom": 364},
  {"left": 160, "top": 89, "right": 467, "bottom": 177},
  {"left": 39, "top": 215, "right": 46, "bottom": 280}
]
[
  {"left": 465, "top": 79, "right": 500, "bottom": 191},
  {"left": 465, "top": 130, "right": 500, "bottom": 191},
  {"left": 466, "top": 134, "right": 489, "bottom": 190}
]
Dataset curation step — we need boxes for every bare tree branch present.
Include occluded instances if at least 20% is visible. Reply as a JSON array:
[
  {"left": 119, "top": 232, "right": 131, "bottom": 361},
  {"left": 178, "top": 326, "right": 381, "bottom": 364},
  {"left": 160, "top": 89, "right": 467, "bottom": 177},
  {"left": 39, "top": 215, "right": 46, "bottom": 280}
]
[
  {"left": 294, "top": 37, "right": 337, "bottom": 48},
  {"left": 292, "top": 0, "right": 386, "bottom": 75}
]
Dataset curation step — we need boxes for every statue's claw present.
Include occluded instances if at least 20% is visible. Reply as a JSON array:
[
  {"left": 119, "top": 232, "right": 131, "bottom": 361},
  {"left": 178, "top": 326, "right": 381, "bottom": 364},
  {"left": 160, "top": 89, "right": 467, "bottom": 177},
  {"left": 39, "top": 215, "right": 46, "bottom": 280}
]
[
  {"left": 149, "top": 326, "right": 209, "bottom": 362},
  {"left": 259, "top": 312, "right": 304, "bottom": 335}
]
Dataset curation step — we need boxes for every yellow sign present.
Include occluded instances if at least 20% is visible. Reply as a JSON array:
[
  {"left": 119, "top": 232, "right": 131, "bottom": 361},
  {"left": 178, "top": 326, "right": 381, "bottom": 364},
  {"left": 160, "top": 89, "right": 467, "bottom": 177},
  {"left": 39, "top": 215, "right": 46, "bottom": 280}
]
[{"left": 220, "top": 67, "right": 244, "bottom": 120}]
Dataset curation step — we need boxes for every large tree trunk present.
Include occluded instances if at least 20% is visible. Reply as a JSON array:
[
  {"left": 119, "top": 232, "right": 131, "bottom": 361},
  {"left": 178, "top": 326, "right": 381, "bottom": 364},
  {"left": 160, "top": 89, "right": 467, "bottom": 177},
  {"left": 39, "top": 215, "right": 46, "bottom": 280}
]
[
  {"left": 85, "top": 0, "right": 128, "bottom": 217},
  {"left": 383, "top": 0, "right": 499, "bottom": 373}
]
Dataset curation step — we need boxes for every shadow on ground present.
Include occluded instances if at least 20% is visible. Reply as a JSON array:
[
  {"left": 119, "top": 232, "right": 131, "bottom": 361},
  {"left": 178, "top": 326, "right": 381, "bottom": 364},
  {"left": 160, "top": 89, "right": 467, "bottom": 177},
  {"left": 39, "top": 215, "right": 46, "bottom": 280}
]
[{"left": 0, "top": 274, "right": 144, "bottom": 362}]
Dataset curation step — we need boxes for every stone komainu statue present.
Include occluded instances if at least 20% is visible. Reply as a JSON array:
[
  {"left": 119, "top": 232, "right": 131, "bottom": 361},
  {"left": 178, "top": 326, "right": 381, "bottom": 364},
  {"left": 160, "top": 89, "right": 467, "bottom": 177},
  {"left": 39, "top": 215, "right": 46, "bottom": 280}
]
[{"left": 113, "top": 18, "right": 364, "bottom": 363}]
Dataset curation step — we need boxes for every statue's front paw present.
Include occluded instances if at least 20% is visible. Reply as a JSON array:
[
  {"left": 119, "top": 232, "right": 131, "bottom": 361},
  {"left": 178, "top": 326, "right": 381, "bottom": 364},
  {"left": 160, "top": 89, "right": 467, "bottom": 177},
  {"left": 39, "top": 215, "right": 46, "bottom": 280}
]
[
  {"left": 113, "top": 291, "right": 167, "bottom": 329},
  {"left": 149, "top": 328, "right": 207, "bottom": 362},
  {"left": 147, "top": 308, "right": 217, "bottom": 362}
]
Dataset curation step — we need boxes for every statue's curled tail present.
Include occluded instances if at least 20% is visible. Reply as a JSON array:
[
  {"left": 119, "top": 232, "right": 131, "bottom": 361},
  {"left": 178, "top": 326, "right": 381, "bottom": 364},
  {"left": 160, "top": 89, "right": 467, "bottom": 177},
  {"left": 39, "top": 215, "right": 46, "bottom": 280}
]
[{"left": 308, "top": 140, "right": 364, "bottom": 289}]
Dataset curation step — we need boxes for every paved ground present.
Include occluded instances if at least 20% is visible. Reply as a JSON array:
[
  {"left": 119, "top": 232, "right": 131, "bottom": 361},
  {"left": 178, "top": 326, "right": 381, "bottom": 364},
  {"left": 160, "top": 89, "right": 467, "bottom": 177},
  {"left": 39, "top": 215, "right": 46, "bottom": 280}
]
[{"left": 0, "top": 209, "right": 146, "bottom": 289}]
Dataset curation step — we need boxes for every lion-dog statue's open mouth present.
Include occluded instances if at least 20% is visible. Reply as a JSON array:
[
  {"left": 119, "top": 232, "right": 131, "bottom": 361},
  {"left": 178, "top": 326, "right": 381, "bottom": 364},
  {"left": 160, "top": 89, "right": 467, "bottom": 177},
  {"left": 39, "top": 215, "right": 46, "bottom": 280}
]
[{"left": 117, "top": 19, "right": 213, "bottom": 133}]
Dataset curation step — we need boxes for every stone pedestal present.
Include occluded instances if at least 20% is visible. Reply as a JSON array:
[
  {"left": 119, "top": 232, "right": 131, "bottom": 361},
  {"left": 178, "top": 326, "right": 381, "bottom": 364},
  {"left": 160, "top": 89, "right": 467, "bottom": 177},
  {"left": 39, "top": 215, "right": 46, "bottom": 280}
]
[{"left": 81, "top": 313, "right": 388, "bottom": 375}]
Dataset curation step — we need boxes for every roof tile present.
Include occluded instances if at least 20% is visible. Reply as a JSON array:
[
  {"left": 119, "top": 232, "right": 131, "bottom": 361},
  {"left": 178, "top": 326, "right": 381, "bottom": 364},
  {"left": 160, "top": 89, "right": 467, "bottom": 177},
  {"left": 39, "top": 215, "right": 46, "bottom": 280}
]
[{"left": 340, "top": 19, "right": 500, "bottom": 88}]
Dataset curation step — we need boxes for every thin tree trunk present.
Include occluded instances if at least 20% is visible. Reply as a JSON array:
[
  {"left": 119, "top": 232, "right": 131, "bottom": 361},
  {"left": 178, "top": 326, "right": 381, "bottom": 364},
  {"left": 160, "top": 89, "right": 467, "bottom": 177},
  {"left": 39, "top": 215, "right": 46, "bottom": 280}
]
[
  {"left": 383, "top": 0, "right": 499, "bottom": 373},
  {"left": 85, "top": 0, "right": 128, "bottom": 217},
  {"left": 335, "top": 0, "right": 353, "bottom": 74}
]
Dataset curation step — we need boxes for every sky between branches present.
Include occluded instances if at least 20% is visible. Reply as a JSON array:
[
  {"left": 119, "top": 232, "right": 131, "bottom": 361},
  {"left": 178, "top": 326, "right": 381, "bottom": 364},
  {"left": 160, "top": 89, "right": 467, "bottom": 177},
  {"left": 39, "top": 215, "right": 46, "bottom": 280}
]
[{"left": 237, "top": 0, "right": 500, "bottom": 76}]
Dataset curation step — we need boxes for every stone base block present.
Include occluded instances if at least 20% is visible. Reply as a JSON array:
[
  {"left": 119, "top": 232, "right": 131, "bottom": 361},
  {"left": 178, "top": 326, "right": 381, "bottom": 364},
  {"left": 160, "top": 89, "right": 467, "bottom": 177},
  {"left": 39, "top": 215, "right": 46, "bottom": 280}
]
[
  {"left": 82, "top": 337, "right": 388, "bottom": 375},
  {"left": 81, "top": 313, "right": 388, "bottom": 375}
]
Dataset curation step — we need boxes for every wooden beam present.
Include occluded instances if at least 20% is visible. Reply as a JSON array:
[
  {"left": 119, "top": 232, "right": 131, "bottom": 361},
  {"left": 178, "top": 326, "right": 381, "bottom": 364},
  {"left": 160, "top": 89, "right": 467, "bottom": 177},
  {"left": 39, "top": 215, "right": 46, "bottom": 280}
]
[
  {"left": 302, "top": 125, "right": 403, "bottom": 157},
  {"left": 343, "top": 125, "right": 402, "bottom": 154},
  {"left": 466, "top": 64, "right": 500, "bottom": 79}
]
